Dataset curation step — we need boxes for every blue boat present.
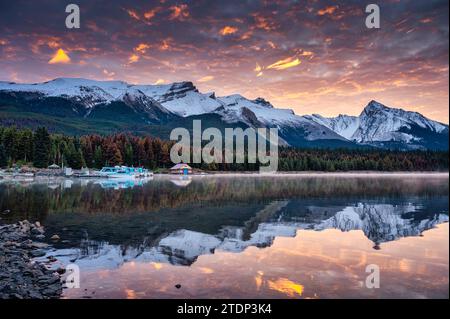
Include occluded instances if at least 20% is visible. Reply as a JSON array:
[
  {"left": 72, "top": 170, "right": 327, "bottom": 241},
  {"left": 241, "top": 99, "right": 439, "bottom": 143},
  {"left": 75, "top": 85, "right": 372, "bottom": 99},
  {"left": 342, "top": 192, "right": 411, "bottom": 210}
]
[{"left": 99, "top": 166, "right": 152, "bottom": 179}]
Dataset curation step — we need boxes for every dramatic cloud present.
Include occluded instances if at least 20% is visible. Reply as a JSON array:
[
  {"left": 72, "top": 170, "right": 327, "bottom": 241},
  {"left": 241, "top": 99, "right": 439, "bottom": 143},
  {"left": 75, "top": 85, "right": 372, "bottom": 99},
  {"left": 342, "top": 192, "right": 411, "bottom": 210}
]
[
  {"left": 144, "top": 7, "right": 161, "bottom": 21},
  {"left": 267, "top": 57, "right": 301, "bottom": 70},
  {"left": 48, "top": 49, "right": 71, "bottom": 64},
  {"left": 169, "top": 4, "right": 189, "bottom": 21},
  {"left": 317, "top": 6, "right": 338, "bottom": 16},
  {"left": 0, "top": 0, "right": 448, "bottom": 122},
  {"left": 128, "top": 53, "right": 139, "bottom": 64},
  {"left": 220, "top": 26, "right": 238, "bottom": 36},
  {"left": 135, "top": 43, "right": 150, "bottom": 53}
]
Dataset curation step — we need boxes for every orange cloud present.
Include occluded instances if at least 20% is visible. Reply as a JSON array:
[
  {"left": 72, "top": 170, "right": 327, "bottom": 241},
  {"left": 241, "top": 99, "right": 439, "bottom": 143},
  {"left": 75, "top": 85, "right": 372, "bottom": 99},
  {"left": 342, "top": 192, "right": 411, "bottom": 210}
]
[
  {"left": 220, "top": 26, "right": 238, "bottom": 36},
  {"left": 144, "top": 7, "right": 161, "bottom": 20},
  {"left": 154, "top": 79, "right": 165, "bottom": 85},
  {"left": 253, "top": 14, "right": 277, "bottom": 31},
  {"left": 267, "top": 56, "right": 301, "bottom": 70},
  {"left": 128, "top": 53, "right": 140, "bottom": 64},
  {"left": 317, "top": 6, "right": 338, "bottom": 16},
  {"left": 135, "top": 43, "right": 150, "bottom": 53},
  {"left": 169, "top": 4, "right": 190, "bottom": 21},
  {"left": 31, "top": 37, "right": 62, "bottom": 54},
  {"left": 300, "top": 50, "right": 314, "bottom": 58},
  {"left": 240, "top": 31, "right": 253, "bottom": 40},
  {"left": 254, "top": 63, "right": 264, "bottom": 76},
  {"left": 48, "top": 49, "right": 71, "bottom": 64},
  {"left": 197, "top": 75, "right": 214, "bottom": 83}
]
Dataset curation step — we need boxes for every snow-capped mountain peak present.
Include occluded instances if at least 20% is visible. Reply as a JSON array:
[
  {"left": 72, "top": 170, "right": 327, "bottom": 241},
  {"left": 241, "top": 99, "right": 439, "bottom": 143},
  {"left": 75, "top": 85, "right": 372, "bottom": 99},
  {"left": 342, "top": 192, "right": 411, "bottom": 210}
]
[
  {"left": 307, "top": 100, "right": 448, "bottom": 149},
  {"left": 363, "top": 100, "right": 388, "bottom": 113}
]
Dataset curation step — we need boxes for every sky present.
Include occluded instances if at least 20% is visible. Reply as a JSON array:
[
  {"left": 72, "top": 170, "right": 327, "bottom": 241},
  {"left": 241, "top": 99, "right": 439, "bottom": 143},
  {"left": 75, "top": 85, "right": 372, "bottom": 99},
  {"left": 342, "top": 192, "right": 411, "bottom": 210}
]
[{"left": 0, "top": 0, "right": 448, "bottom": 123}]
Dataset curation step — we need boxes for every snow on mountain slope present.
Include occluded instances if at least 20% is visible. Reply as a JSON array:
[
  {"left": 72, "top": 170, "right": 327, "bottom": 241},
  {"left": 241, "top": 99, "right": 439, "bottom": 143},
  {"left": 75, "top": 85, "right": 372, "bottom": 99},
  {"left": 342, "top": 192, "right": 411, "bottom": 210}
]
[
  {"left": 306, "top": 100, "right": 448, "bottom": 148},
  {"left": 135, "top": 81, "right": 223, "bottom": 116},
  {"left": 0, "top": 78, "right": 221, "bottom": 117},
  {"left": 304, "top": 114, "right": 360, "bottom": 140},
  {"left": 215, "top": 94, "right": 348, "bottom": 141},
  {"left": 0, "top": 78, "right": 125, "bottom": 106},
  {"left": 119, "top": 88, "right": 171, "bottom": 121},
  {"left": 159, "top": 89, "right": 222, "bottom": 116},
  {"left": 217, "top": 94, "right": 296, "bottom": 124},
  {"left": 352, "top": 100, "right": 448, "bottom": 143}
]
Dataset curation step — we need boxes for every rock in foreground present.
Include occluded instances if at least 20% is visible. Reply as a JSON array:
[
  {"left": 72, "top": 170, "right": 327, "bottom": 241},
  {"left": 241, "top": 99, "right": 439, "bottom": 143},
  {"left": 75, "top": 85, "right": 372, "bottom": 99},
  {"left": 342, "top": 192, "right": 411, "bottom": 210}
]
[{"left": 0, "top": 220, "right": 62, "bottom": 299}]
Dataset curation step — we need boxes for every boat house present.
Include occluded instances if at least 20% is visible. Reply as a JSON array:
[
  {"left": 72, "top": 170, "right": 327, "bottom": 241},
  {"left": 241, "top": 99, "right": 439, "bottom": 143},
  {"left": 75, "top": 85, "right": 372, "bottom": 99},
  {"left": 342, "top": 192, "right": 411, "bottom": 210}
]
[{"left": 170, "top": 163, "right": 192, "bottom": 175}]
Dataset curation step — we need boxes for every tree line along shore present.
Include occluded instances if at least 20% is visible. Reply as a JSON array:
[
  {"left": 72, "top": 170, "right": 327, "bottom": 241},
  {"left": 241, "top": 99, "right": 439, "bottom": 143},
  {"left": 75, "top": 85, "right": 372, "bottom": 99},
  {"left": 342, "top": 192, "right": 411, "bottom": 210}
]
[{"left": 0, "top": 126, "right": 448, "bottom": 172}]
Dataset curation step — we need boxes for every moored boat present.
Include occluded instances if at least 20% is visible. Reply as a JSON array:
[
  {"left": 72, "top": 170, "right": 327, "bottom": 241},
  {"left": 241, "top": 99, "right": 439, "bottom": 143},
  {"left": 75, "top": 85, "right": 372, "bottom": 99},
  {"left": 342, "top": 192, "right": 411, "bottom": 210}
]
[{"left": 99, "top": 166, "right": 153, "bottom": 179}]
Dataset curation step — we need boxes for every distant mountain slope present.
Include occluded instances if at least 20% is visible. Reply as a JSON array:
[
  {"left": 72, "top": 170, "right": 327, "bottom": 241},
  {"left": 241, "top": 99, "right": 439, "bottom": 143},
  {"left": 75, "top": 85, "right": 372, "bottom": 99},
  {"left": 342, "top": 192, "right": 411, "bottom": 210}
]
[
  {"left": 307, "top": 101, "right": 449, "bottom": 150},
  {"left": 304, "top": 114, "right": 360, "bottom": 140},
  {"left": 0, "top": 78, "right": 448, "bottom": 150}
]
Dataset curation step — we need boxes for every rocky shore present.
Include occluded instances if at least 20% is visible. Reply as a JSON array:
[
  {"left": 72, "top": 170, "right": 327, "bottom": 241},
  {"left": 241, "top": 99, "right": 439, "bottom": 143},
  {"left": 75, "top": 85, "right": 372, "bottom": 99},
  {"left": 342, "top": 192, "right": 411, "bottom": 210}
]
[{"left": 0, "top": 220, "right": 63, "bottom": 299}]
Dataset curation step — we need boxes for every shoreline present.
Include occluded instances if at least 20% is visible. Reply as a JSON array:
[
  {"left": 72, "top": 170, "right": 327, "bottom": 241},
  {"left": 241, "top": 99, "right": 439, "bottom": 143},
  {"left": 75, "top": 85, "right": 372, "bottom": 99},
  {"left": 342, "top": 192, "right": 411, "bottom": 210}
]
[
  {"left": 198, "top": 171, "right": 449, "bottom": 176},
  {"left": 0, "top": 221, "right": 63, "bottom": 299},
  {"left": 7, "top": 170, "right": 450, "bottom": 175},
  {"left": 0, "top": 170, "right": 448, "bottom": 182}
]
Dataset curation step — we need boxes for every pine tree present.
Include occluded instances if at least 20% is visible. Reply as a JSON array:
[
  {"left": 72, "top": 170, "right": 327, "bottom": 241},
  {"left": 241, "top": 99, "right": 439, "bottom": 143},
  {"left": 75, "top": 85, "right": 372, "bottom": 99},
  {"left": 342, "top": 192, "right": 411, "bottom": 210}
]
[
  {"left": 81, "top": 137, "right": 94, "bottom": 167},
  {"left": 93, "top": 146, "right": 104, "bottom": 168},
  {"left": 33, "top": 127, "right": 51, "bottom": 168},
  {"left": 2, "top": 127, "right": 17, "bottom": 162},
  {"left": 0, "top": 145, "right": 7, "bottom": 168},
  {"left": 64, "top": 141, "right": 85, "bottom": 169},
  {"left": 16, "top": 129, "right": 33, "bottom": 163},
  {"left": 123, "top": 143, "right": 134, "bottom": 166}
]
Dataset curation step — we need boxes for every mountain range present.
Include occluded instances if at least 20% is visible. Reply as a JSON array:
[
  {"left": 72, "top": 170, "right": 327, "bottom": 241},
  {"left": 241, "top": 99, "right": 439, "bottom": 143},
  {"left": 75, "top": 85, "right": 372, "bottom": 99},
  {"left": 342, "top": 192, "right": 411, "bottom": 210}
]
[{"left": 0, "top": 78, "right": 448, "bottom": 150}]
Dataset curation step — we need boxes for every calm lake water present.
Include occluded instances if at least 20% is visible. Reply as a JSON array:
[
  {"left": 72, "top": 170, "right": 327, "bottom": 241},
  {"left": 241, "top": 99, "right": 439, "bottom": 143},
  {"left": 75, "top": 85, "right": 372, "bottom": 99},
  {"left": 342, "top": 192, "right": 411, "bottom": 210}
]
[{"left": 0, "top": 174, "right": 448, "bottom": 299}]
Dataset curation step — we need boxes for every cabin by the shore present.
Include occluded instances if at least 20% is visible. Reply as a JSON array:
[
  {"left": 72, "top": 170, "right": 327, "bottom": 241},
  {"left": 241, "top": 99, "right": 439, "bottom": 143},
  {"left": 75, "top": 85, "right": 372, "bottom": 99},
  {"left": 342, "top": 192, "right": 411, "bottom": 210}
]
[{"left": 169, "top": 163, "right": 192, "bottom": 175}]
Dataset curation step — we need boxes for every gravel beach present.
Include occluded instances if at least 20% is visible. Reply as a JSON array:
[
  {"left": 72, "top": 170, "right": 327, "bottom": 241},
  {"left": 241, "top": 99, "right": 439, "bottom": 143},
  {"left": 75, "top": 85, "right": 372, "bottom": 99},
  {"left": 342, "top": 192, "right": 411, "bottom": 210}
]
[{"left": 0, "top": 220, "right": 63, "bottom": 299}]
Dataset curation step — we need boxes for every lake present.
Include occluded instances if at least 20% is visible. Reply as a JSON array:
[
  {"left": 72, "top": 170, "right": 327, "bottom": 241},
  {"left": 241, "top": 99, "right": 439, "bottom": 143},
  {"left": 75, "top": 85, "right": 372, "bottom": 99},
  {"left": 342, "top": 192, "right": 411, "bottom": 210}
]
[{"left": 0, "top": 173, "right": 448, "bottom": 299}]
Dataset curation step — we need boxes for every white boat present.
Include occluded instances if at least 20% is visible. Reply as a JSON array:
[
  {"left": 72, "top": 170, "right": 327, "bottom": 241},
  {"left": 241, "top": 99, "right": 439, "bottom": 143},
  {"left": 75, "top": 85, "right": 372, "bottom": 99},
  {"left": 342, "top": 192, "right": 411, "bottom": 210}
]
[
  {"left": 99, "top": 166, "right": 137, "bottom": 179},
  {"left": 98, "top": 166, "right": 153, "bottom": 179}
]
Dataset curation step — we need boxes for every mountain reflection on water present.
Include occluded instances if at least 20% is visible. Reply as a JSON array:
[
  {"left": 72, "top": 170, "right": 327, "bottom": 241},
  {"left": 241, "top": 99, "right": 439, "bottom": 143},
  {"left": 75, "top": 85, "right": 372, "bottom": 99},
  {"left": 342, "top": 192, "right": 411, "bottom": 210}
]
[{"left": 1, "top": 175, "right": 448, "bottom": 270}]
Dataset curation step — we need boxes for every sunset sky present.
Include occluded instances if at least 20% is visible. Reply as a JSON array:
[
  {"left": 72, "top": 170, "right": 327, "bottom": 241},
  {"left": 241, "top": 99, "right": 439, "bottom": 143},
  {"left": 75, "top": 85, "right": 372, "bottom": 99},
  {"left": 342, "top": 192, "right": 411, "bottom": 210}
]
[{"left": 0, "top": 0, "right": 448, "bottom": 122}]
